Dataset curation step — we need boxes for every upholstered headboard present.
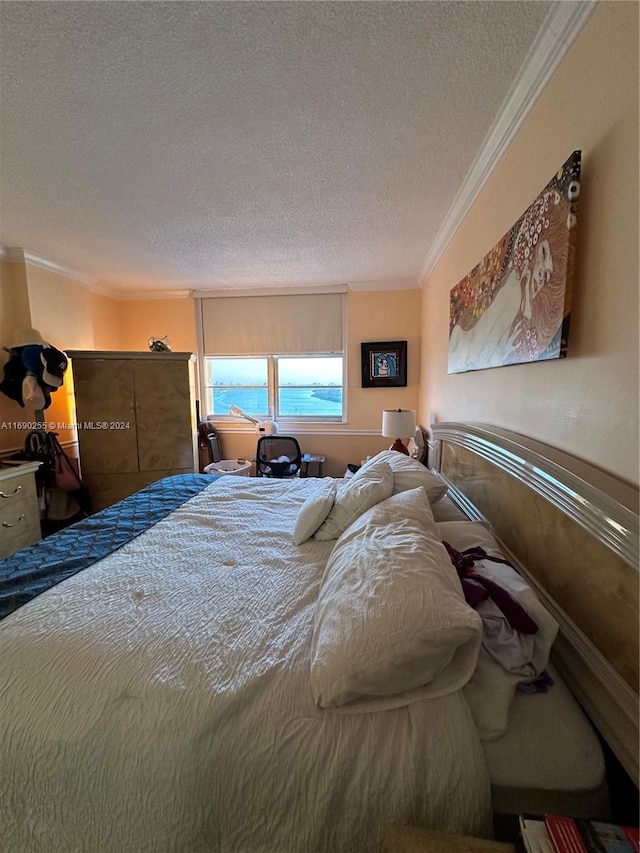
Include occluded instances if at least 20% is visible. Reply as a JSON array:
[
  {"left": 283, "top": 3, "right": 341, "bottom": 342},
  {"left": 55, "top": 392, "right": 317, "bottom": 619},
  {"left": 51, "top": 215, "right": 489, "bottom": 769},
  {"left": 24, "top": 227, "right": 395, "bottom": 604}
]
[{"left": 430, "top": 422, "right": 639, "bottom": 785}]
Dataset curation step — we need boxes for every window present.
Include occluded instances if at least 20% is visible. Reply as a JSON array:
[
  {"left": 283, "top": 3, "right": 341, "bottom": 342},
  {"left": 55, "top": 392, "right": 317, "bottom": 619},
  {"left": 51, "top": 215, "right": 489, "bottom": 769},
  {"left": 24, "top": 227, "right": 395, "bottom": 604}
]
[
  {"left": 197, "top": 291, "right": 346, "bottom": 423},
  {"left": 203, "top": 355, "right": 344, "bottom": 421},
  {"left": 276, "top": 356, "right": 343, "bottom": 418},
  {"left": 204, "top": 357, "right": 269, "bottom": 417}
]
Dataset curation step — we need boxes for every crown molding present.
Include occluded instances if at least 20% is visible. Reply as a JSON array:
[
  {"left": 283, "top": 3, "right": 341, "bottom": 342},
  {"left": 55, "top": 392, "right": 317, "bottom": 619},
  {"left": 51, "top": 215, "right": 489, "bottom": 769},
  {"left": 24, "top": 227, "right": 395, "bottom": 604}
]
[
  {"left": 0, "top": 247, "right": 26, "bottom": 263},
  {"left": 0, "top": 250, "right": 416, "bottom": 298},
  {"left": 347, "top": 279, "right": 419, "bottom": 292},
  {"left": 0, "top": 248, "right": 192, "bottom": 300},
  {"left": 113, "top": 289, "right": 193, "bottom": 301},
  {"left": 193, "top": 284, "right": 347, "bottom": 299},
  {"left": 24, "top": 251, "right": 96, "bottom": 286},
  {"left": 85, "top": 281, "right": 122, "bottom": 298},
  {"left": 1, "top": 246, "right": 98, "bottom": 287},
  {"left": 417, "top": 0, "right": 596, "bottom": 286}
]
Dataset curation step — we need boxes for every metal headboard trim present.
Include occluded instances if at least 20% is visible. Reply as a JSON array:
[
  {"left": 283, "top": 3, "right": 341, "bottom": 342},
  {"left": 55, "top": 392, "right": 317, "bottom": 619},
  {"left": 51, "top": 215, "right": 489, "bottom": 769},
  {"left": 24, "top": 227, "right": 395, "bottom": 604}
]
[{"left": 431, "top": 422, "right": 638, "bottom": 570}]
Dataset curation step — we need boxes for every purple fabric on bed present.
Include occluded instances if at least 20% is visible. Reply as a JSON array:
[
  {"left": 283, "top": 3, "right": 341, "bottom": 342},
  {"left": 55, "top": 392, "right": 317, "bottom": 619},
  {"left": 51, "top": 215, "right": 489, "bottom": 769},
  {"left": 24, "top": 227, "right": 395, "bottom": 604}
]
[{"left": 443, "top": 541, "right": 539, "bottom": 635}]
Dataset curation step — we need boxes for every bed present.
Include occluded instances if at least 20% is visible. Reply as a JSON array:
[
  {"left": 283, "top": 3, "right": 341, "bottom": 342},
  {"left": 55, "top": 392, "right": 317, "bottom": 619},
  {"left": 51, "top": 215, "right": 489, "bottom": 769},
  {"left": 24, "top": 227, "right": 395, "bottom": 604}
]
[{"left": 0, "top": 425, "right": 637, "bottom": 852}]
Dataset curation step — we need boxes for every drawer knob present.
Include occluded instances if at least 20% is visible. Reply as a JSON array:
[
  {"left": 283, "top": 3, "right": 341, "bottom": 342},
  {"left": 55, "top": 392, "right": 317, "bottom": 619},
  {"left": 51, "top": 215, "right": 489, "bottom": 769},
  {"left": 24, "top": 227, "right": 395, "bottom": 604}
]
[
  {"left": 2, "top": 513, "right": 25, "bottom": 528},
  {"left": 0, "top": 485, "right": 22, "bottom": 499}
]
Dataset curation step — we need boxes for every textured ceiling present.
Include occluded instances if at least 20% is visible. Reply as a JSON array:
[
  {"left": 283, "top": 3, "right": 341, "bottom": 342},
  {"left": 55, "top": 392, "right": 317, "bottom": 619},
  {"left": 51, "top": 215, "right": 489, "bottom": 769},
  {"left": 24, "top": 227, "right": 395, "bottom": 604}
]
[{"left": 0, "top": 1, "right": 558, "bottom": 294}]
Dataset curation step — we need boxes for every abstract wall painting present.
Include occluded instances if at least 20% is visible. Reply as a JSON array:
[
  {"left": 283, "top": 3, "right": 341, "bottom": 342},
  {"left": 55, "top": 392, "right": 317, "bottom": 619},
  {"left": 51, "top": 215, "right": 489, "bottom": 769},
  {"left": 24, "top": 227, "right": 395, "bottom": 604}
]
[{"left": 448, "top": 151, "right": 581, "bottom": 374}]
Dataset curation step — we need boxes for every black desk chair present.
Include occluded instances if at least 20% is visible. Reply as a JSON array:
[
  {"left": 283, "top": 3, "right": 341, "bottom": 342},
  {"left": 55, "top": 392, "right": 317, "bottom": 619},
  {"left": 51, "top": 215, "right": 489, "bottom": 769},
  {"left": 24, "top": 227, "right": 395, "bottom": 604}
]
[{"left": 255, "top": 436, "right": 302, "bottom": 478}]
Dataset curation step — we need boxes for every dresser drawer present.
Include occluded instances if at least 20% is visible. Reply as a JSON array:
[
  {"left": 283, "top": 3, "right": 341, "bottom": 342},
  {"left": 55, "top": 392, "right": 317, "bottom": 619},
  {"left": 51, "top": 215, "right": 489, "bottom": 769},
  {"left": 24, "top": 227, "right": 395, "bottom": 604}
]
[{"left": 0, "top": 469, "right": 41, "bottom": 559}]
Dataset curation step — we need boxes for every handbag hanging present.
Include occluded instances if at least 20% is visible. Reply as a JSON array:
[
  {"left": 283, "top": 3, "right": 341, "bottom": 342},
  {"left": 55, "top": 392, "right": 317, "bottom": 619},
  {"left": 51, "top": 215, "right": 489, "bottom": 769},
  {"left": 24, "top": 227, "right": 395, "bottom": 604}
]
[{"left": 49, "top": 433, "right": 83, "bottom": 493}]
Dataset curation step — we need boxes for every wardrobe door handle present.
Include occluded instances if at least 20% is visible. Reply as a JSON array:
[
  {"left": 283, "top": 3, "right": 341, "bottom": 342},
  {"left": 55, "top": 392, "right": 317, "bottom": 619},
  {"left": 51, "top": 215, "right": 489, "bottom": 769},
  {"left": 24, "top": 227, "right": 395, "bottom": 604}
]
[
  {"left": 0, "top": 485, "right": 22, "bottom": 499},
  {"left": 2, "top": 514, "right": 25, "bottom": 528}
]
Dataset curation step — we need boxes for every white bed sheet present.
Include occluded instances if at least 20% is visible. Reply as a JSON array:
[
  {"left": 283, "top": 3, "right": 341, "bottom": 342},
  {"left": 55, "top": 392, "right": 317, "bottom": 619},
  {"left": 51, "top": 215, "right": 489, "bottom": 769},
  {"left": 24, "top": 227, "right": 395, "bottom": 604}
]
[{"left": 0, "top": 477, "right": 491, "bottom": 853}]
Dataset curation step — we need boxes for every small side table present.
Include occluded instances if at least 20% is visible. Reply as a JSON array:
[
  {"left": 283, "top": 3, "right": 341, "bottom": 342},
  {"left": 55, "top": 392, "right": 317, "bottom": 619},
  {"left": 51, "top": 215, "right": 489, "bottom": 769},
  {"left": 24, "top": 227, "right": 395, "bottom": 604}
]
[
  {"left": 300, "top": 454, "right": 325, "bottom": 478},
  {"left": 385, "top": 827, "right": 516, "bottom": 853}
]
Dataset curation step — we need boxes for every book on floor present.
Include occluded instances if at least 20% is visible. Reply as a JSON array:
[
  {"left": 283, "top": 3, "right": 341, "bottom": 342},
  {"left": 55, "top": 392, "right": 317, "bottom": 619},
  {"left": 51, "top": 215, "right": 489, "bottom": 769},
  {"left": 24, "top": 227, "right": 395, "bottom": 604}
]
[
  {"left": 539, "top": 815, "right": 638, "bottom": 853},
  {"left": 519, "top": 815, "right": 556, "bottom": 853}
]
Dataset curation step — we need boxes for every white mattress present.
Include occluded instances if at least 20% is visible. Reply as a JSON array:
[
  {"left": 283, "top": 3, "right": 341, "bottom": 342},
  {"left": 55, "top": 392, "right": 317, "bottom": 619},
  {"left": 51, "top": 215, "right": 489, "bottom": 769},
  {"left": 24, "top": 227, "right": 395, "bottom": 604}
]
[
  {"left": 483, "top": 668, "right": 609, "bottom": 817},
  {"left": 0, "top": 477, "right": 492, "bottom": 853},
  {"left": 431, "top": 495, "right": 610, "bottom": 817}
]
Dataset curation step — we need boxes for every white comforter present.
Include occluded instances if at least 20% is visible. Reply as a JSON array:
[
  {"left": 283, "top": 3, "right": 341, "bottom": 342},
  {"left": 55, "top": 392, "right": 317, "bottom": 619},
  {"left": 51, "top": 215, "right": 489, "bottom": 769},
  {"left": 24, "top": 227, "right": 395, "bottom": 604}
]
[{"left": 0, "top": 477, "right": 491, "bottom": 852}]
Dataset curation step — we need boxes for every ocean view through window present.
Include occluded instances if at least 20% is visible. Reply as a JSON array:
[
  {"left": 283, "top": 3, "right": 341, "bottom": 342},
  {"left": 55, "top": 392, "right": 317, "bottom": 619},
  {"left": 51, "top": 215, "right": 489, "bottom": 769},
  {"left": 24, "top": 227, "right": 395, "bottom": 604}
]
[{"left": 203, "top": 355, "right": 344, "bottom": 421}]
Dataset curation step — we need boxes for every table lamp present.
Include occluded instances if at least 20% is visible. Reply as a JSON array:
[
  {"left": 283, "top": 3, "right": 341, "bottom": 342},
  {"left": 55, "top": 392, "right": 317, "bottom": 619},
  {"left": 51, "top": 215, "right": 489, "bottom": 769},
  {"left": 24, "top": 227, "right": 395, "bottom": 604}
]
[{"left": 382, "top": 409, "right": 416, "bottom": 455}]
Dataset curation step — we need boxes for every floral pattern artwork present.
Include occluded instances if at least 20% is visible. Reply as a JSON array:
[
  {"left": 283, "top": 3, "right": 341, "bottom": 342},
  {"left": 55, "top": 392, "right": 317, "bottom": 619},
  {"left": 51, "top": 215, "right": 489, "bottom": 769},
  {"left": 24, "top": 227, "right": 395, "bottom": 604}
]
[{"left": 448, "top": 151, "right": 581, "bottom": 374}]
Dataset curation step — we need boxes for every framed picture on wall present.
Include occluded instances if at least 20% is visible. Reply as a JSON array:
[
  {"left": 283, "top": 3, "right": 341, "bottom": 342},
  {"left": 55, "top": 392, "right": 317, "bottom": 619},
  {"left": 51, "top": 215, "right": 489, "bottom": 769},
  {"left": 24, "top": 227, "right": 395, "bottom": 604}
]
[
  {"left": 448, "top": 150, "right": 581, "bottom": 374},
  {"left": 361, "top": 341, "right": 407, "bottom": 388}
]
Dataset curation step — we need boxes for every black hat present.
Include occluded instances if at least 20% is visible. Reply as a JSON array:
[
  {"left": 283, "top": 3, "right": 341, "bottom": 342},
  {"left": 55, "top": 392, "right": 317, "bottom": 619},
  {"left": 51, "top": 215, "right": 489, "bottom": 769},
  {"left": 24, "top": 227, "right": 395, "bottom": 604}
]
[
  {"left": 40, "top": 346, "right": 68, "bottom": 388},
  {"left": 0, "top": 351, "right": 26, "bottom": 406}
]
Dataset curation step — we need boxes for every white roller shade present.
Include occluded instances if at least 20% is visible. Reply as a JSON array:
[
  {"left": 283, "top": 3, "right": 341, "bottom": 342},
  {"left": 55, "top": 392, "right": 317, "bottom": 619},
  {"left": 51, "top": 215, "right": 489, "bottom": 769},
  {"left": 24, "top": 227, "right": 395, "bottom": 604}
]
[{"left": 200, "top": 293, "right": 344, "bottom": 355}]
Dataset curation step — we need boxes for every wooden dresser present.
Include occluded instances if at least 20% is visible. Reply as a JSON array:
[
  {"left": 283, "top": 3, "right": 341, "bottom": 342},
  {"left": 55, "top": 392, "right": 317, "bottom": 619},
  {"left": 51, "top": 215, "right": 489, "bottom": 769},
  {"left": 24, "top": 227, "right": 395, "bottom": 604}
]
[
  {"left": 0, "top": 462, "right": 41, "bottom": 559},
  {"left": 67, "top": 351, "right": 199, "bottom": 511}
]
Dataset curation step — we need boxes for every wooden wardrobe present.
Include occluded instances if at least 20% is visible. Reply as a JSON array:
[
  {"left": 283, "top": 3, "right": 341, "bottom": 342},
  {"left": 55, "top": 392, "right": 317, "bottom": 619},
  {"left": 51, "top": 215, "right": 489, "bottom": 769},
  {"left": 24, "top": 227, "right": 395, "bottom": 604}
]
[{"left": 67, "top": 351, "right": 198, "bottom": 511}]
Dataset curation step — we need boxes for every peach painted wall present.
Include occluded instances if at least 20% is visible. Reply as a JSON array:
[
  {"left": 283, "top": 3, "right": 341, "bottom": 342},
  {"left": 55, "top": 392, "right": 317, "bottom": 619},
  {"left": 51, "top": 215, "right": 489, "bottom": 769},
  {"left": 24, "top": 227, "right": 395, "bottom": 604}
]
[
  {"left": 100, "top": 288, "right": 421, "bottom": 475},
  {"left": 91, "top": 292, "right": 123, "bottom": 350},
  {"left": 24, "top": 265, "right": 96, "bottom": 446},
  {"left": 0, "top": 260, "right": 91, "bottom": 450},
  {"left": 420, "top": 1, "right": 639, "bottom": 487},
  {"left": 216, "top": 288, "right": 422, "bottom": 475},
  {"left": 346, "top": 289, "right": 421, "bottom": 430},
  {"left": 116, "top": 297, "right": 197, "bottom": 353},
  {"left": 2, "top": 280, "right": 418, "bottom": 473},
  {"left": 0, "top": 259, "right": 31, "bottom": 338},
  {"left": 0, "top": 260, "right": 33, "bottom": 452},
  {"left": 26, "top": 265, "right": 95, "bottom": 351}
]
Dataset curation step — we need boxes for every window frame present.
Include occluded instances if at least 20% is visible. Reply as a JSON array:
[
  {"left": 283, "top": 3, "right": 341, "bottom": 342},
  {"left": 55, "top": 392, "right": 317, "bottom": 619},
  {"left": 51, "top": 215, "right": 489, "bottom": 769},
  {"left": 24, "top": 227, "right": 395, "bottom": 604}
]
[{"left": 200, "top": 353, "right": 346, "bottom": 425}]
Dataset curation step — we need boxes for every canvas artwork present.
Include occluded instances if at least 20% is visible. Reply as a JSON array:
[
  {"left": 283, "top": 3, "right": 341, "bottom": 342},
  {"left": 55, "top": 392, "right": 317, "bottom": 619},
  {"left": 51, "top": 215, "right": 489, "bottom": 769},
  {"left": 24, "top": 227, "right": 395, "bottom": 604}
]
[{"left": 448, "top": 151, "right": 581, "bottom": 374}]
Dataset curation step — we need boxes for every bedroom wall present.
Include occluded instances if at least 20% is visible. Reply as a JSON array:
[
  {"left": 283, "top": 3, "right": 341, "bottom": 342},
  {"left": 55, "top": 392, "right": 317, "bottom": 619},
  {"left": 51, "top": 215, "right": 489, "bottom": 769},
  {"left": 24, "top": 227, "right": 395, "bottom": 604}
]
[
  {"left": 26, "top": 265, "right": 94, "bottom": 352},
  {"left": 111, "top": 288, "right": 422, "bottom": 476},
  {"left": 419, "top": 1, "right": 639, "bottom": 488},
  {"left": 0, "top": 259, "right": 33, "bottom": 453},
  {"left": 0, "top": 259, "right": 98, "bottom": 452},
  {"left": 116, "top": 296, "right": 197, "bottom": 354},
  {"left": 1, "top": 255, "right": 420, "bottom": 474},
  {"left": 91, "top": 291, "right": 123, "bottom": 350},
  {"left": 25, "top": 264, "right": 95, "bottom": 447}
]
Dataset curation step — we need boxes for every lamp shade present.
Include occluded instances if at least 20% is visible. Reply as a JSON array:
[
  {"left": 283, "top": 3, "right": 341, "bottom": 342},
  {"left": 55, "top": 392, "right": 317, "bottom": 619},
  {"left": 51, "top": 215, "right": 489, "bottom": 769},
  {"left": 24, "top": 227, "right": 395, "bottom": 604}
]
[{"left": 381, "top": 409, "right": 416, "bottom": 439}]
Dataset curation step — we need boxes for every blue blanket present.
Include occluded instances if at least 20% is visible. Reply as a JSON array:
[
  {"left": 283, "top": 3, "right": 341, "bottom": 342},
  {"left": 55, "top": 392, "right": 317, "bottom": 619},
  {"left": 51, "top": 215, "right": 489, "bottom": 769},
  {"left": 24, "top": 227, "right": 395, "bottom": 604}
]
[{"left": 0, "top": 474, "right": 216, "bottom": 621}]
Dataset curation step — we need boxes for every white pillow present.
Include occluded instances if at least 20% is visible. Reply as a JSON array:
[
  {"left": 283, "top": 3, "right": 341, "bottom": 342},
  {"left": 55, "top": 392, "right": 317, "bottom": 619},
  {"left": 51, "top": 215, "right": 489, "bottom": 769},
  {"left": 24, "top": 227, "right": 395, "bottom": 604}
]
[
  {"left": 436, "top": 520, "right": 501, "bottom": 556},
  {"left": 430, "top": 495, "right": 469, "bottom": 522},
  {"left": 436, "top": 520, "right": 559, "bottom": 740},
  {"left": 361, "top": 450, "right": 447, "bottom": 503},
  {"left": 310, "top": 488, "right": 482, "bottom": 711},
  {"left": 293, "top": 480, "right": 337, "bottom": 545},
  {"left": 313, "top": 459, "right": 393, "bottom": 541}
]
